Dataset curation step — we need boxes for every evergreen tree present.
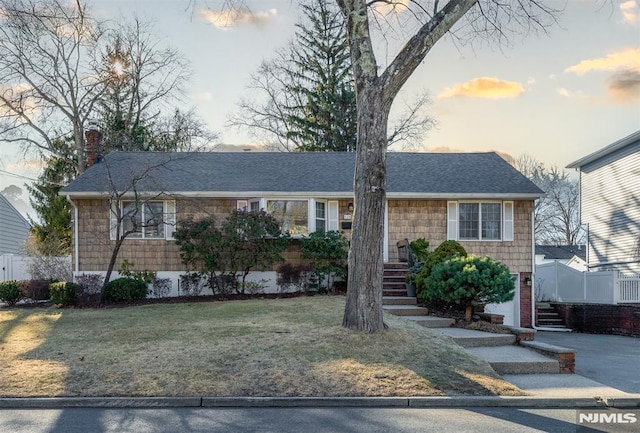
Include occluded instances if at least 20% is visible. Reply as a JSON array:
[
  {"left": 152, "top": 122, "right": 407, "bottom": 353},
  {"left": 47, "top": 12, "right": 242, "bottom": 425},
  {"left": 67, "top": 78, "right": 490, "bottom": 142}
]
[
  {"left": 286, "top": 0, "right": 357, "bottom": 152},
  {"left": 26, "top": 139, "right": 77, "bottom": 255}
]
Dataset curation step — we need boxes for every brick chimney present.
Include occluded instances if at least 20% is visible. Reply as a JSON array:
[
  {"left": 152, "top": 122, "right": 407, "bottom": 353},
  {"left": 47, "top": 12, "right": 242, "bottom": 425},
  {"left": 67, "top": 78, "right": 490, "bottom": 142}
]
[{"left": 85, "top": 120, "right": 102, "bottom": 169}]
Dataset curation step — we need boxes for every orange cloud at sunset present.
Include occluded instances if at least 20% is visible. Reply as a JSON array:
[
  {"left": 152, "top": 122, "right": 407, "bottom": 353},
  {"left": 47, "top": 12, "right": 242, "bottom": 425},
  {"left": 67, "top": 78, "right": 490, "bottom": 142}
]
[
  {"left": 565, "top": 47, "right": 640, "bottom": 103},
  {"left": 200, "top": 7, "right": 277, "bottom": 30},
  {"left": 565, "top": 47, "right": 640, "bottom": 75},
  {"left": 438, "top": 77, "right": 525, "bottom": 99}
]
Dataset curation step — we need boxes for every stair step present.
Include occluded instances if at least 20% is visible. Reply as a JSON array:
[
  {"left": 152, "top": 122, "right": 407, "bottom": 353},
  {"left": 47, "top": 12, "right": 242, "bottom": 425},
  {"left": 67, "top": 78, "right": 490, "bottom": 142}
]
[
  {"left": 466, "top": 346, "right": 560, "bottom": 374},
  {"left": 383, "top": 275, "right": 407, "bottom": 282},
  {"left": 383, "top": 283, "right": 407, "bottom": 290},
  {"left": 431, "top": 328, "right": 516, "bottom": 347},
  {"left": 382, "top": 296, "right": 417, "bottom": 305},
  {"left": 383, "top": 263, "right": 409, "bottom": 270},
  {"left": 402, "top": 316, "right": 455, "bottom": 328},
  {"left": 383, "top": 305, "right": 429, "bottom": 316},
  {"left": 383, "top": 289, "right": 408, "bottom": 296}
]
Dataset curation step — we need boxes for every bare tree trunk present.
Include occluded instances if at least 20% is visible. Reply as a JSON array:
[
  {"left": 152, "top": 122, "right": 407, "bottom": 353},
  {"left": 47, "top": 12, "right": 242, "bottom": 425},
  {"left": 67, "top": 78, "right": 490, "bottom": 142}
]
[{"left": 343, "top": 90, "right": 390, "bottom": 332}]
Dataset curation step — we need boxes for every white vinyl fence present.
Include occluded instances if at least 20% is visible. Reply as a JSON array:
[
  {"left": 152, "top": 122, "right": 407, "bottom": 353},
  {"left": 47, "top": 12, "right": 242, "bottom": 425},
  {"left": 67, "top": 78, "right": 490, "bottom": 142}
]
[
  {"left": 536, "top": 261, "right": 640, "bottom": 304},
  {"left": 1, "top": 254, "right": 71, "bottom": 282}
]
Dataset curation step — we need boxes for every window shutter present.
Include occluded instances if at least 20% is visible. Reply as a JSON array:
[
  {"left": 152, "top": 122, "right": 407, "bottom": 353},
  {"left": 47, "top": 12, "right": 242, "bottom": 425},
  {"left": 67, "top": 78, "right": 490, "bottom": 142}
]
[
  {"left": 109, "top": 200, "right": 119, "bottom": 241},
  {"left": 447, "top": 201, "right": 458, "bottom": 240},
  {"left": 503, "top": 201, "right": 514, "bottom": 241},
  {"left": 328, "top": 201, "right": 339, "bottom": 231},
  {"left": 165, "top": 200, "right": 176, "bottom": 240}
]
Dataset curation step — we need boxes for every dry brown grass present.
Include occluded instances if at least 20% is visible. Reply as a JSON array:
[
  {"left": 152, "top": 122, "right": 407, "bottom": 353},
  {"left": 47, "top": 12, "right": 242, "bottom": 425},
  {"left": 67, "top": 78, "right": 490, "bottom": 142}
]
[{"left": 0, "top": 297, "right": 523, "bottom": 397}]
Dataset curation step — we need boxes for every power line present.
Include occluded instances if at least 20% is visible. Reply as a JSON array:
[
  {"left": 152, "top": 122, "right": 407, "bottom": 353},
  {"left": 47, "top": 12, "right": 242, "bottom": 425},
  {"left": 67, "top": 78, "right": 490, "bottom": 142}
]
[{"left": 0, "top": 168, "right": 38, "bottom": 182}]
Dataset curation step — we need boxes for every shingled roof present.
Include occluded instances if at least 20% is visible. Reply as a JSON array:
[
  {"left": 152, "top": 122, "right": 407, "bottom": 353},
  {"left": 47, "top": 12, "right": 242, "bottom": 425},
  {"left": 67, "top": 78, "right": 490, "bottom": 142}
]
[{"left": 61, "top": 151, "right": 544, "bottom": 198}]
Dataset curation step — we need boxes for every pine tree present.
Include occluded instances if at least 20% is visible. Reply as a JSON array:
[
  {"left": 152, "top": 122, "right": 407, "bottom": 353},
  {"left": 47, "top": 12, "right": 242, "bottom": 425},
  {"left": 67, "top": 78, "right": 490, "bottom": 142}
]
[{"left": 286, "top": 0, "right": 357, "bottom": 152}]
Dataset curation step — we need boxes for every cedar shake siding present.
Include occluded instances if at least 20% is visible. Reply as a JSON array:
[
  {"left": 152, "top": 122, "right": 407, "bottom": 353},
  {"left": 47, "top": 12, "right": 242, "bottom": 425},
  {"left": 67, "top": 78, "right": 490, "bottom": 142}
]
[
  {"left": 387, "top": 200, "right": 533, "bottom": 274},
  {"left": 76, "top": 197, "right": 533, "bottom": 274},
  {"left": 76, "top": 198, "right": 353, "bottom": 272}
]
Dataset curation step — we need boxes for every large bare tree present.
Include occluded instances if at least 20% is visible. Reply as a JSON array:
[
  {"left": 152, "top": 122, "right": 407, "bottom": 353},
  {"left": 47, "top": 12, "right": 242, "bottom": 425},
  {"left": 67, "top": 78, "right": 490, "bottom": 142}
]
[
  {"left": 200, "top": 0, "right": 561, "bottom": 332},
  {"left": 517, "top": 155, "right": 584, "bottom": 245},
  {"left": 0, "top": 0, "right": 195, "bottom": 174}
]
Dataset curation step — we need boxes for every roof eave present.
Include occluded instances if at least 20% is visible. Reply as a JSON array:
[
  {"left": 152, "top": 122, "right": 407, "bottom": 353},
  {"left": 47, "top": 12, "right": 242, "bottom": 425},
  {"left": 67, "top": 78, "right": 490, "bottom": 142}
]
[
  {"left": 61, "top": 191, "right": 542, "bottom": 200},
  {"left": 566, "top": 130, "right": 640, "bottom": 169}
]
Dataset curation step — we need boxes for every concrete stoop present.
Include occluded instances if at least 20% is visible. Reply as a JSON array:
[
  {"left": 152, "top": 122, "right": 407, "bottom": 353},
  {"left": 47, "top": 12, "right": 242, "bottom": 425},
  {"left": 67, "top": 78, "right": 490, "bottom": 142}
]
[
  {"left": 466, "top": 346, "right": 560, "bottom": 374},
  {"left": 402, "top": 316, "right": 456, "bottom": 328},
  {"left": 382, "top": 305, "right": 429, "bottom": 316},
  {"left": 382, "top": 296, "right": 417, "bottom": 305},
  {"left": 430, "top": 328, "right": 516, "bottom": 347}
]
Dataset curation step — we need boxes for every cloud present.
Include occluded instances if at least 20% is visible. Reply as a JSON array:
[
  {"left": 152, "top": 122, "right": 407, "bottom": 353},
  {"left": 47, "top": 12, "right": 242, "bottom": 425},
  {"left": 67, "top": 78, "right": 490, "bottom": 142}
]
[
  {"left": 565, "top": 47, "right": 640, "bottom": 75},
  {"left": 199, "top": 7, "right": 277, "bottom": 30},
  {"left": 565, "top": 47, "right": 640, "bottom": 103},
  {"left": 438, "top": 77, "right": 525, "bottom": 99},
  {"left": 556, "top": 87, "right": 587, "bottom": 99},
  {"left": 620, "top": 1, "right": 639, "bottom": 24},
  {"left": 607, "top": 69, "right": 640, "bottom": 102}
]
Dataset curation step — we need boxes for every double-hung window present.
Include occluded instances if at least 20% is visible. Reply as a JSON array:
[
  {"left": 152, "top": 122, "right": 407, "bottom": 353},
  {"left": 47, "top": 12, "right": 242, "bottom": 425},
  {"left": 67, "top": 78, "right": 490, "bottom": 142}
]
[
  {"left": 110, "top": 200, "right": 176, "bottom": 240},
  {"left": 315, "top": 202, "right": 326, "bottom": 234},
  {"left": 448, "top": 201, "right": 513, "bottom": 241}
]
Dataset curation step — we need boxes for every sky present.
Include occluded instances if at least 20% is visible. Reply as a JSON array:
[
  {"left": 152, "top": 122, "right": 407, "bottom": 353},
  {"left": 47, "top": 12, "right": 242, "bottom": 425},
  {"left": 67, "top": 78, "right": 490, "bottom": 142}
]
[{"left": 0, "top": 0, "right": 639, "bottom": 217}]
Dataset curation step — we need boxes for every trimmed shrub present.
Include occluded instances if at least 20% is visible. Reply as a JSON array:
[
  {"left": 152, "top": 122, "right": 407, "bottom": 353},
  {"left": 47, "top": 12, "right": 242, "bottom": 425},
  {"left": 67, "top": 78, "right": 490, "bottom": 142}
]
[
  {"left": 75, "top": 273, "right": 104, "bottom": 307},
  {"left": 19, "top": 279, "right": 51, "bottom": 300},
  {"left": 276, "top": 262, "right": 313, "bottom": 293},
  {"left": 0, "top": 281, "right": 22, "bottom": 306},
  {"left": 423, "top": 255, "right": 515, "bottom": 321},
  {"left": 180, "top": 273, "right": 205, "bottom": 296},
  {"left": 49, "top": 281, "right": 77, "bottom": 306},
  {"left": 151, "top": 277, "right": 172, "bottom": 298},
  {"left": 409, "top": 238, "right": 430, "bottom": 263},
  {"left": 416, "top": 240, "right": 467, "bottom": 300},
  {"left": 103, "top": 278, "right": 149, "bottom": 303}
]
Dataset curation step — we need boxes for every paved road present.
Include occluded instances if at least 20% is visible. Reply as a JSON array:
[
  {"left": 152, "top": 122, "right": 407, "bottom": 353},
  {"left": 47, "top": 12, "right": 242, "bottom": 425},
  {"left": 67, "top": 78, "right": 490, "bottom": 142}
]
[
  {"left": 0, "top": 407, "right": 625, "bottom": 433},
  {"left": 535, "top": 331, "right": 640, "bottom": 394}
]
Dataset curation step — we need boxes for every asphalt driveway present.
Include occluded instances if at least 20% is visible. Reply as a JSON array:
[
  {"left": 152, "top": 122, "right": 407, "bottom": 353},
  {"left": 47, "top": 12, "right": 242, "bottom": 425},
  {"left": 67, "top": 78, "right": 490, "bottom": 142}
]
[{"left": 535, "top": 331, "right": 640, "bottom": 394}]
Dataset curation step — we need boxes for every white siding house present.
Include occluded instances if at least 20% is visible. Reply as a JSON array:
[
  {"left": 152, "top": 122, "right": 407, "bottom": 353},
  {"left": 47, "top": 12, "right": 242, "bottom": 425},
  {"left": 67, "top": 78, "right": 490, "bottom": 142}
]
[
  {"left": 0, "top": 193, "right": 30, "bottom": 256},
  {"left": 567, "top": 130, "right": 640, "bottom": 272}
]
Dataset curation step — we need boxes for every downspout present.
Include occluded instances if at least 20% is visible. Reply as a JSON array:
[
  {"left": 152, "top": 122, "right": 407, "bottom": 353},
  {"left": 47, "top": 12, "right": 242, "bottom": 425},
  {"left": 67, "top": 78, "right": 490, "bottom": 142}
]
[
  {"left": 66, "top": 196, "right": 79, "bottom": 277},
  {"left": 531, "top": 206, "right": 539, "bottom": 330}
]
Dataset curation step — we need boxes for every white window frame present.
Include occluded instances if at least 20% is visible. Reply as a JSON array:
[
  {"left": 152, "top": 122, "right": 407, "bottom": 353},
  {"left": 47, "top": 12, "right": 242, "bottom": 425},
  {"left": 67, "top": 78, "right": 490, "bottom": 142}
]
[
  {"left": 110, "top": 200, "right": 176, "bottom": 241},
  {"left": 266, "top": 199, "right": 310, "bottom": 236},
  {"left": 447, "top": 200, "right": 513, "bottom": 242}
]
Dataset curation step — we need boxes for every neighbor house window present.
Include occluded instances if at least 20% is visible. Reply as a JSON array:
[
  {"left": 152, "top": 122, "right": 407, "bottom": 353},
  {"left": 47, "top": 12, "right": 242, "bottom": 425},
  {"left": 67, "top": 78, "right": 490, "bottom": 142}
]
[
  {"left": 267, "top": 200, "right": 309, "bottom": 235},
  {"left": 110, "top": 200, "right": 176, "bottom": 241},
  {"left": 448, "top": 201, "right": 513, "bottom": 241}
]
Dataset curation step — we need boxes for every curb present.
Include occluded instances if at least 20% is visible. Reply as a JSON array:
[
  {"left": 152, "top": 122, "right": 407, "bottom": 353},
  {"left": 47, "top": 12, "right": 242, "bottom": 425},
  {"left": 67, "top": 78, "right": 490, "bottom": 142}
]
[{"left": 1, "top": 396, "right": 639, "bottom": 409}]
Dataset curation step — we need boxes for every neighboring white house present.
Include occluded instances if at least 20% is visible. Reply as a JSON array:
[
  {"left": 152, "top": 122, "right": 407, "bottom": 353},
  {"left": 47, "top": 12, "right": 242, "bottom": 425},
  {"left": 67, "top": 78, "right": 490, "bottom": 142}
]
[
  {"left": 567, "top": 130, "right": 640, "bottom": 273},
  {"left": 0, "top": 193, "right": 30, "bottom": 255},
  {"left": 535, "top": 244, "right": 587, "bottom": 271}
]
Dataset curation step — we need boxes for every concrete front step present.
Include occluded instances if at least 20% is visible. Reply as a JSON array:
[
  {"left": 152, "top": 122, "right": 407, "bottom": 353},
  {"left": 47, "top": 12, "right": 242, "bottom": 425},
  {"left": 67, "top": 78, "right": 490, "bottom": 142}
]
[
  {"left": 382, "top": 296, "right": 417, "bottom": 305},
  {"left": 466, "top": 346, "right": 560, "bottom": 374},
  {"left": 431, "top": 328, "right": 516, "bottom": 347},
  {"left": 401, "top": 316, "right": 455, "bottom": 328},
  {"left": 382, "top": 305, "right": 429, "bottom": 316},
  {"left": 383, "top": 289, "right": 408, "bottom": 297}
]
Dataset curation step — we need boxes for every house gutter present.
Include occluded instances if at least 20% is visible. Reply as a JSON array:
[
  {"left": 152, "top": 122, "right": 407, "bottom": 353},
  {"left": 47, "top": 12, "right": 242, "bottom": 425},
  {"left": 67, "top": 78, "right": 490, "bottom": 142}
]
[{"left": 65, "top": 196, "right": 79, "bottom": 276}]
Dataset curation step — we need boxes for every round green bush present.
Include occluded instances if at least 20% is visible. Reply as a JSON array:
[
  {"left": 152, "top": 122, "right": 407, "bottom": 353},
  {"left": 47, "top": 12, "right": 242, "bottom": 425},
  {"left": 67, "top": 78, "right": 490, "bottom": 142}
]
[
  {"left": 103, "top": 278, "right": 149, "bottom": 303},
  {"left": 423, "top": 255, "right": 515, "bottom": 321},
  {"left": 416, "top": 240, "right": 467, "bottom": 300},
  {"left": 49, "top": 281, "right": 77, "bottom": 306},
  {"left": 0, "top": 280, "right": 22, "bottom": 306}
]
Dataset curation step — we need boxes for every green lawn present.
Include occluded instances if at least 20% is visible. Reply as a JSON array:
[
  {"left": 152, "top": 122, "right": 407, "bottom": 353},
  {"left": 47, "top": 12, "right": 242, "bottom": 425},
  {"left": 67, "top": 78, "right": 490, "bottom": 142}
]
[{"left": 0, "top": 296, "right": 523, "bottom": 397}]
